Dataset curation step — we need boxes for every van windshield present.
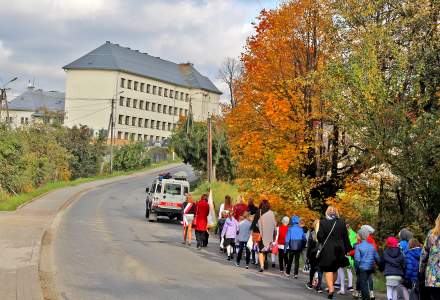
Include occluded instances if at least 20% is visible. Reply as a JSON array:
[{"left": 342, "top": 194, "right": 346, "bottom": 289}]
[{"left": 164, "top": 183, "right": 182, "bottom": 196}]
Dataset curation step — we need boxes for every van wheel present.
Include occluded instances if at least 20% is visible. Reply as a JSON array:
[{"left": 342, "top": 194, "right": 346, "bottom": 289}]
[{"left": 148, "top": 212, "right": 157, "bottom": 222}]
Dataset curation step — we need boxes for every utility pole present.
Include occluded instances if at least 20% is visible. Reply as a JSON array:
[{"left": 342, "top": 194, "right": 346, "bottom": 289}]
[
  {"left": 109, "top": 97, "right": 115, "bottom": 174},
  {"left": 207, "top": 113, "right": 213, "bottom": 183},
  {"left": 0, "top": 77, "right": 18, "bottom": 126}
]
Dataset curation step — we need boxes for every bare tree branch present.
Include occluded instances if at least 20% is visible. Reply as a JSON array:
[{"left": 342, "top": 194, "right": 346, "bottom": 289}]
[{"left": 217, "top": 57, "right": 242, "bottom": 107}]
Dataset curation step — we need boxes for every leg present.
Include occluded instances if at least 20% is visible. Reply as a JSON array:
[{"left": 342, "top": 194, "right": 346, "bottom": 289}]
[
  {"left": 285, "top": 251, "right": 294, "bottom": 275},
  {"left": 271, "top": 253, "right": 276, "bottom": 267},
  {"left": 293, "top": 250, "right": 301, "bottom": 276},
  {"left": 386, "top": 285, "right": 393, "bottom": 300},
  {"left": 358, "top": 271, "right": 370, "bottom": 300},
  {"left": 245, "top": 246, "right": 251, "bottom": 266},
  {"left": 278, "top": 250, "right": 285, "bottom": 272},
  {"left": 317, "top": 270, "right": 323, "bottom": 290},
  {"left": 347, "top": 268, "right": 353, "bottom": 289},
  {"left": 368, "top": 271, "right": 374, "bottom": 299},
  {"left": 187, "top": 224, "right": 192, "bottom": 244},
  {"left": 309, "top": 263, "right": 316, "bottom": 285},
  {"left": 339, "top": 268, "right": 346, "bottom": 293},
  {"left": 258, "top": 252, "right": 265, "bottom": 271},
  {"left": 183, "top": 225, "right": 187, "bottom": 243},
  {"left": 325, "top": 271, "right": 335, "bottom": 294},
  {"left": 236, "top": 242, "right": 243, "bottom": 264}
]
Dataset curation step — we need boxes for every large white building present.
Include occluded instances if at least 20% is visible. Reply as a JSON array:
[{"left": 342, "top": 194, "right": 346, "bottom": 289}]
[{"left": 63, "top": 41, "right": 221, "bottom": 143}]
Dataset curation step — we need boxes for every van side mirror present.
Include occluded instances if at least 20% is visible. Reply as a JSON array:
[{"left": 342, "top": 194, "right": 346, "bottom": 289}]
[{"left": 146, "top": 187, "right": 150, "bottom": 193}]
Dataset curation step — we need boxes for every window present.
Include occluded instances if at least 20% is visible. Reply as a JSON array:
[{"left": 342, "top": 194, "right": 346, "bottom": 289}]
[
  {"left": 152, "top": 103, "right": 156, "bottom": 112},
  {"left": 140, "top": 83, "right": 145, "bottom": 92},
  {"left": 153, "top": 86, "right": 157, "bottom": 95},
  {"left": 164, "top": 183, "right": 182, "bottom": 196},
  {"left": 185, "top": 94, "right": 189, "bottom": 101},
  {"left": 132, "top": 117, "right": 137, "bottom": 126},
  {"left": 118, "top": 115, "right": 123, "bottom": 124},
  {"left": 21, "top": 117, "right": 24, "bottom": 124},
  {"left": 156, "top": 136, "right": 160, "bottom": 142},
  {"left": 127, "top": 80, "right": 132, "bottom": 89},
  {"left": 174, "top": 107, "right": 178, "bottom": 115},
  {"left": 25, "top": 118, "right": 29, "bottom": 124},
  {"left": 168, "top": 106, "right": 172, "bottom": 114},
  {"left": 144, "top": 134, "right": 148, "bottom": 141},
  {"left": 125, "top": 116, "right": 130, "bottom": 125},
  {"left": 119, "top": 96, "right": 124, "bottom": 106},
  {"left": 124, "top": 132, "right": 129, "bottom": 140},
  {"left": 185, "top": 109, "right": 188, "bottom": 116},
  {"left": 162, "top": 122, "right": 166, "bottom": 130},
  {"left": 167, "top": 123, "right": 171, "bottom": 131},
  {"left": 150, "top": 120, "right": 155, "bottom": 128},
  {"left": 138, "top": 134, "right": 142, "bottom": 141},
  {"left": 138, "top": 118, "right": 143, "bottom": 127},
  {"left": 120, "top": 78, "right": 125, "bottom": 88},
  {"left": 134, "top": 81, "right": 138, "bottom": 91},
  {"left": 156, "top": 121, "right": 160, "bottom": 130},
  {"left": 133, "top": 99, "right": 137, "bottom": 108},
  {"left": 139, "top": 100, "right": 144, "bottom": 110},
  {"left": 155, "top": 182, "right": 162, "bottom": 193},
  {"left": 179, "top": 108, "right": 183, "bottom": 116},
  {"left": 180, "top": 92, "right": 184, "bottom": 100},
  {"left": 117, "top": 131, "right": 122, "bottom": 139},
  {"left": 147, "top": 84, "right": 151, "bottom": 93},
  {"left": 150, "top": 135, "right": 154, "bottom": 142},
  {"left": 157, "top": 104, "right": 162, "bottom": 112},
  {"left": 170, "top": 90, "right": 174, "bottom": 98},
  {"left": 130, "top": 133, "right": 135, "bottom": 141},
  {"left": 163, "top": 105, "right": 167, "bottom": 113},
  {"left": 146, "top": 102, "right": 150, "bottom": 111},
  {"left": 158, "top": 87, "right": 162, "bottom": 96},
  {"left": 144, "top": 119, "right": 149, "bottom": 128},
  {"left": 126, "top": 98, "right": 131, "bottom": 107}
]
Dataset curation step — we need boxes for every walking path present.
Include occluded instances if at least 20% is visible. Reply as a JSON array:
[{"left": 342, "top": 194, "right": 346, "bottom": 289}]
[{"left": 0, "top": 163, "right": 184, "bottom": 300}]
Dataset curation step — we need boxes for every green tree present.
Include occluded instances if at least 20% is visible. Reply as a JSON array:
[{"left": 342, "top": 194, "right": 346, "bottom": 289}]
[{"left": 113, "top": 142, "right": 151, "bottom": 171}]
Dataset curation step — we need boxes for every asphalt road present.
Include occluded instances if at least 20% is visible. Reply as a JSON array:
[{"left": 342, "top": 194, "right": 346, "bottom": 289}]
[{"left": 53, "top": 164, "right": 325, "bottom": 300}]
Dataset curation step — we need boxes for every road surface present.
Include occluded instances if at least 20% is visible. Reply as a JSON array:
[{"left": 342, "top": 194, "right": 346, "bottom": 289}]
[{"left": 52, "top": 164, "right": 324, "bottom": 300}]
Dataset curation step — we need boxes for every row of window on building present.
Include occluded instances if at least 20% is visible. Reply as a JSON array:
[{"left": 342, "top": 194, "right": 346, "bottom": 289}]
[
  {"left": 20, "top": 117, "right": 30, "bottom": 124},
  {"left": 117, "top": 132, "right": 165, "bottom": 142},
  {"left": 119, "top": 96, "right": 188, "bottom": 116},
  {"left": 118, "top": 114, "right": 177, "bottom": 132},
  {"left": 120, "top": 78, "right": 190, "bottom": 102}
]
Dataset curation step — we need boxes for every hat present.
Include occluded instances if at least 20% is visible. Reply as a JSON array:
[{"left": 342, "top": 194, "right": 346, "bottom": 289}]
[
  {"left": 281, "top": 216, "right": 289, "bottom": 225},
  {"left": 399, "top": 228, "right": 413, "bottom": 241},
  {"left": 386, "top": 237, "right": 399, "bottom": 248},
  {"left": 360, "top": 225, "right": 375, "bottom": 235}
]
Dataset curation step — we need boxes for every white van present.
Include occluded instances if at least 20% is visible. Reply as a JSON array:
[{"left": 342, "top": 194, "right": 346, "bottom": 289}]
[{"left": 145, "top": 172, "right": 190, "bottom": 222}]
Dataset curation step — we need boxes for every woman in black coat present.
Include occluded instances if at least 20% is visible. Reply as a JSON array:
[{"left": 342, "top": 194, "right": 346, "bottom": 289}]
[{"left": 317, "top": 206, "right": 352, "bottom": 299}]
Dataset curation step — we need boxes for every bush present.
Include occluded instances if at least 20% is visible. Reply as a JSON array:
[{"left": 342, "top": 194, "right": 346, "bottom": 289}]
[{"left": 113, "top": 142, "right": 151, "bottom": 171}]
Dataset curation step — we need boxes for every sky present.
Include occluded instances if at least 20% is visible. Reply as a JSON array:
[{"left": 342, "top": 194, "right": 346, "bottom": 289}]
[{"left": 0, "top": 0, "right": 280, "bottom": 99}]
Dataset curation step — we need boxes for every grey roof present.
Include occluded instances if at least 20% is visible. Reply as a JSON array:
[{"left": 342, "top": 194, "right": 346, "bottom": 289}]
[
  {"left": 8, "top": 88, "right": 65, "bottom": 112},
  {"left": 64, "top": 42, "right": 222, "bottom": 95}
]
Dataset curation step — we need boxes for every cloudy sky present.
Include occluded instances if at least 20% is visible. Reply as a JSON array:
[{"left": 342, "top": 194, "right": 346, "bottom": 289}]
[{"left": 0, "top": 0, "right": 279, "bottom": 99}]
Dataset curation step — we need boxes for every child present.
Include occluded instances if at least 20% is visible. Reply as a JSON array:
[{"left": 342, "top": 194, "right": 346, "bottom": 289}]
[
  {"left": 306, "top": 219, "right": 323, "bottom": 293},
  {"left": 354, "top": 227, "right": 380, "bottom": 300},
  {"left": 277, "top": 216, "right": 289, "bottom": 273},
  {"left": 382, "top": 237, "right": 406, "bottom": 300},
  {"left": 236, "top": 212, "right": 252, "bottom": 268},
  {"left": 404, "top": 238, "right": 422, "bottom": 287},
  {"left": 284, "top": 216, "right": 306, "bottom": 278},
  {"left": 398, "top": 228, "right": 413, "bottom": 255},
  {"left": 221, "top": 211, "right": 239, "bottom": 260},
  {"left": 215, "top": 210, "right": 228, "bottom": 252}
]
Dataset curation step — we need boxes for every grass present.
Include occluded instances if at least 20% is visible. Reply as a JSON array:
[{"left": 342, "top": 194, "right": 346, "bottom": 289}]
[
  {"left": 0, "top": 159, "right": 180, "bottom": 211},
  {"left": 191, "top": 180, "right": 240, "bottom": 213}
]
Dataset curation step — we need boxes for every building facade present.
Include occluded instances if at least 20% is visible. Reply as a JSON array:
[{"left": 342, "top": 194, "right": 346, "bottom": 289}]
[
  {"left": 0, "top": 85, "right": 64, "bottom": 128},
  {"left": 63, "top": 42, "right": 221, "bottom": 144}
]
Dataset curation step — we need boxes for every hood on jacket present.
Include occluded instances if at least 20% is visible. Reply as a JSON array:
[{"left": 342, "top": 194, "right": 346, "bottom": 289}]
[
  {"left": 408, "top": 247, "right": 422, "bottom": 258},
  {"left": 385, "top": 247, "right": 402, "bottom": 259},
  {"left": 290, "top": 216, "right": 300, "bottom": 225},
  {"left": 358, "top": 227, "right": 370, "bottom": 240},
  {"left": 225, "top": 217, "right": 236, "bottom": 226},
  {"left": 386, "top": 237, "right": 399, "bottom": 248}
]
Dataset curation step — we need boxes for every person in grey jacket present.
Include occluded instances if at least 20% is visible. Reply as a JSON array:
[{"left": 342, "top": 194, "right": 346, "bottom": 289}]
[{"left": 236, "top": 212, "right": 252, "bottom": 268}]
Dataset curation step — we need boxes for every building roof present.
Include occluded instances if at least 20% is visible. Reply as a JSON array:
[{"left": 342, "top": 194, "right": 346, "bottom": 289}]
[
  {"left": 8, "top": 87, "right": 65, "bottom": 112},
  {"left": 63, "top": 41, "right": 222, "bottom": 95}
]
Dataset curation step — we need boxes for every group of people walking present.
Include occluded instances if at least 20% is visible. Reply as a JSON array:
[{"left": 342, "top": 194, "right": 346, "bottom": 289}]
[{"left": 181, "top": 194, "right": 440, "bottom": 300}]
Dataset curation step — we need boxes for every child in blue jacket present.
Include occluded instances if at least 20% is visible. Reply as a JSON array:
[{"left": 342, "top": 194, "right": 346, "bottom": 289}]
[
  {"left": 404, "top": 238, "right": 422, "bottom": 286},
  {"left": 354, "top": 227, "right": 380, "bottom": 300},
  {"left": 284, "top": 216, "right": 306, "bottom": 278}
]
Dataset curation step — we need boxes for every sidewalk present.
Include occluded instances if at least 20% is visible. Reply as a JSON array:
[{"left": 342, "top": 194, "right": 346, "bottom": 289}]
[{"left": 0, "top": 162, "right": 183, "bottom": 300}]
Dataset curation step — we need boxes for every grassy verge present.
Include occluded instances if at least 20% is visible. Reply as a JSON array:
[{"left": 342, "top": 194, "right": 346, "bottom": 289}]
[
  {"left": 0, "top": 159, "right": 180, "bottom": 211},
  {"left": 191, "top": 181, "right": 240, "bottom": 214}
]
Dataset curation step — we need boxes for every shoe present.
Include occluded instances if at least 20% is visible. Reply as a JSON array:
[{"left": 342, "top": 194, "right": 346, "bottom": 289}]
[
  {"left": 337, "top": 290, "right": 346, "bottom": 295},
  {"left": 328, "top": 293, "right": 334, "bottom": 299},
  {"left": 294, "top": 275, "right": 298, "bottom": 279},
  {"left": 347, "top": 286, "right": 354, "bottom": 292},
  {"left": 235, "top": 262, "right": 240, "bottom": 267},
  {"left": 245, "top": 265, "right": 249, "bottom": 269},
  {"left": 182, "top": 241, "right": 186, "bottom": 244},
  {"left": 259, "top": 268, "right": 264, "bottom": 272},
  {"left": 334, "top": 284, "right": 340, "bottom": 289},
  {"left": 272, "top": 263, "right": 276, "bottom": 268},
  {"left": 370, "top": 291, "right": 375, "bottom": 300},
  {"left": 306, "top": 283, "right": 314, "bottom": 290},
  {"left": 284, "top": 272, "right": 290, "bottom": 277},
  {"left": 352, "top": 291, "right": 360, "bottom": 299},
  {"left": 227, "top": 256, "right": 231, "bottom": 261},
  {"left": 316, "top": 288, "right": 323, "bottom": 293}
]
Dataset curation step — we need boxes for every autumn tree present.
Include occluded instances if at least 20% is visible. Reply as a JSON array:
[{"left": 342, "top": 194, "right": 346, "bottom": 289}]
[{"left": 218, "top": 57, "right": 242, "bottom": 107}]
